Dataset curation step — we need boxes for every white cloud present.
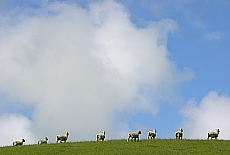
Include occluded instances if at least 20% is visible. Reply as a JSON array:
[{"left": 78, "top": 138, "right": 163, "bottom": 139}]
[
  {"left": 0, "top": 114, "right": 36, "bottom": 146},
  {"left": 203, "top": 31, "right": 225, "bottom": 41},
  {"left": 181, "top": 91, "right": 230, "bottom": 139},
  {"left": 0, "top": 0, "right": 193, "bottom": 145},
  {"left": 140, "top": 0, "right": 191, "bottom": 19}
]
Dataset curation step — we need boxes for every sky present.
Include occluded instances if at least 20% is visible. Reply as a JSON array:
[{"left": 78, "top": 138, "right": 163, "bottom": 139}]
[{"left": 0, "top": 0, "right": 230, "bottom": 146}]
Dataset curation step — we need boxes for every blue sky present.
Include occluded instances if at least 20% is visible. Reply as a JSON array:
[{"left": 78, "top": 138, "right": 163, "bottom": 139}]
[
  {"left": 0, "top": 0, "right": 230, "bottom": 146},
  {"left": 121, "top": 0, "right": 230, "bottom": 97}
]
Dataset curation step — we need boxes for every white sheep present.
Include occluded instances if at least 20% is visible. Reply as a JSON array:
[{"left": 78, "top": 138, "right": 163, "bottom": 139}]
[
  {"left": 56, "top": 132, "right": 69, "bottom": 143},
  {"left": 175, "top": 128, "right": 183, "bottom": 139},
  {"left": 207, "top": 128, "right": 220, "bottom": 139},
  {"left": 127, "top": 130, "right": 142, "bottom": 142},
  {"left": 38, "top": 137, "right": 48, "bottom": 144},
  {"left": 148, "top": 129, "right": 157, "bottom": 139},
  {"left": 13, "top": 138, "right": 25, "bottom": 146},
  {"left": 96, "top": 131, "right": 106, "bottom": 141}
]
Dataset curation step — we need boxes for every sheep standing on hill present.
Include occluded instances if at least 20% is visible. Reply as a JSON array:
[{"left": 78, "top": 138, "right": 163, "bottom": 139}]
[
  {"left": 96, "top": 131, "right": 106, "bottom": 141},
  {"left": 13, "top": 139, "right": 25, "bottom": 146},
  {"left": 127, "top": 130, "right": 142, "bottom": 142},
  {"left": 56, "top": 132, "right": 69, "bottom": 143},
  {"left": 207, "top": 129, "right": 220, "bottom": 139},
  {"left": 38, "top": 137, "right": 48, "bottom": 144},
  {"left": 148, "top": 129, "right": 157, "bottom": 139},
  {"left": 175, "top": 128, "right": 183, "bottom": 139}
]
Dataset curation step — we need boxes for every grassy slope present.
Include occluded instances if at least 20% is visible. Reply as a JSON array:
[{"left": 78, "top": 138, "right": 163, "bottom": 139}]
[{"left": 1, "top": 139, "right": 230, "bottom": 155}]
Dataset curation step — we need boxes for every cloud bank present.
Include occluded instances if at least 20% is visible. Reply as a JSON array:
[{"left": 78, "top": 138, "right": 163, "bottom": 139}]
[
  {"left": 0, "top": 0, "right": 192, "bottom": 145},
  {"left": 181, "top": 91, "right": 230, "bottom": 139},
  {"left": 0, "top": 114, "right": 35, "bottom": 146},
  {"left": 203, "top": 31, "right": 225, "bottom": 41}
]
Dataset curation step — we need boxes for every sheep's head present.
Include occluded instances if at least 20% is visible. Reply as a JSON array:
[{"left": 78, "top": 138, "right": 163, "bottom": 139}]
[
  {"left": 66, "top": 132, "right": 69, "bottom": 136},
  {"left": 22, "top": 139, "right": 25, "bottom": 142},
  {"left": 180, "top": 128, "right": 183, "bottom": 132},
  {"left": 138, "top": 130, "right": 142, "bottom": 134},
  {"left": 154, "top": 129, "right": 157, "bottom": 133},
  {"left": 216, "top": 129, "right": 220, "bottom": 133},
  {"left": 103, "top": 131, "right": 106, "bottom": 134},
  {"left": 45, "top": 137, "right": 48, "bottom": 140}
]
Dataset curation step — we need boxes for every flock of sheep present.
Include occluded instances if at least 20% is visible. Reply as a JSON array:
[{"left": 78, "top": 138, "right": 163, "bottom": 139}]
[{"left": 12, "top": 128, "right": 221, "bottom": 146}]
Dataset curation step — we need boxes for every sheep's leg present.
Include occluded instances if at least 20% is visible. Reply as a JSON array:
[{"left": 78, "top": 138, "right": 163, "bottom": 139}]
[
  {"left": 127, "top": 135, "right": 131, "bottom": 141},
  {"left": 128, "top": 135, "right": 130, "bottom": 141}
]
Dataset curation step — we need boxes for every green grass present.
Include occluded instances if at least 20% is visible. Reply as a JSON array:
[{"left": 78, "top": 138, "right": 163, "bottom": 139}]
[{"left": 1, "top": 139, "right": 230, "bottom": 155}]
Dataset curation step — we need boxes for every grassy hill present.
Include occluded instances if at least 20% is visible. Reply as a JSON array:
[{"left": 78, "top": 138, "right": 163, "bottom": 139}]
[{"left": 1, "top": 139, "right": 230, "bottom": 155}]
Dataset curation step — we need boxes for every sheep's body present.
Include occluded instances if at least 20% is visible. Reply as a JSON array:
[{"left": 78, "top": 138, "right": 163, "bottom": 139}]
[
  {"left": 56, "top": 132, "right": 69, "bottom": 143},
  {"left": 96, "top": 131, "right": 106, "bottom": 141},
  {"left": 38, "top": 137, "right": 48, "bottom": 144},
  {"left": 207, "top": 129, "right": 220, "bottom": 139},
  {"left": 175, "top": 128, "right": 183, "bottom": 139},
  {"left": 13, "top": 139, "right": 25, "bottom": 146},
  {"left": 127, "top": 130, "right": 142, "bottom": 141},
  {"left": 148, "top": 129, "right": 157, "bottom": 139}
]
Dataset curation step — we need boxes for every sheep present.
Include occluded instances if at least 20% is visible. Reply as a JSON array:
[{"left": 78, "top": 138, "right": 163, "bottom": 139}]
[
  {"left": 147, "top": 129, "right": 157, "bottom": 139},
  {"left": 13, "top": 139, "right": 25, "bottom": 146},
  {"left": 56, "top": 132, "right": 69, "bottom": 143},
  {"left": 96, "top": 131, "right": 106, "bottom": 141},
  {"left": 207, "top": 128, "right": 220, "bottom": 139},
  {"left": 175, "top": 128, "right": 183, "bottom": 139},
  {"left": 38, "top": 137, "right": 48, "bottom": 144},
  {"left": 127, "top": 130, "right": 142, "bottom": 142}
]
